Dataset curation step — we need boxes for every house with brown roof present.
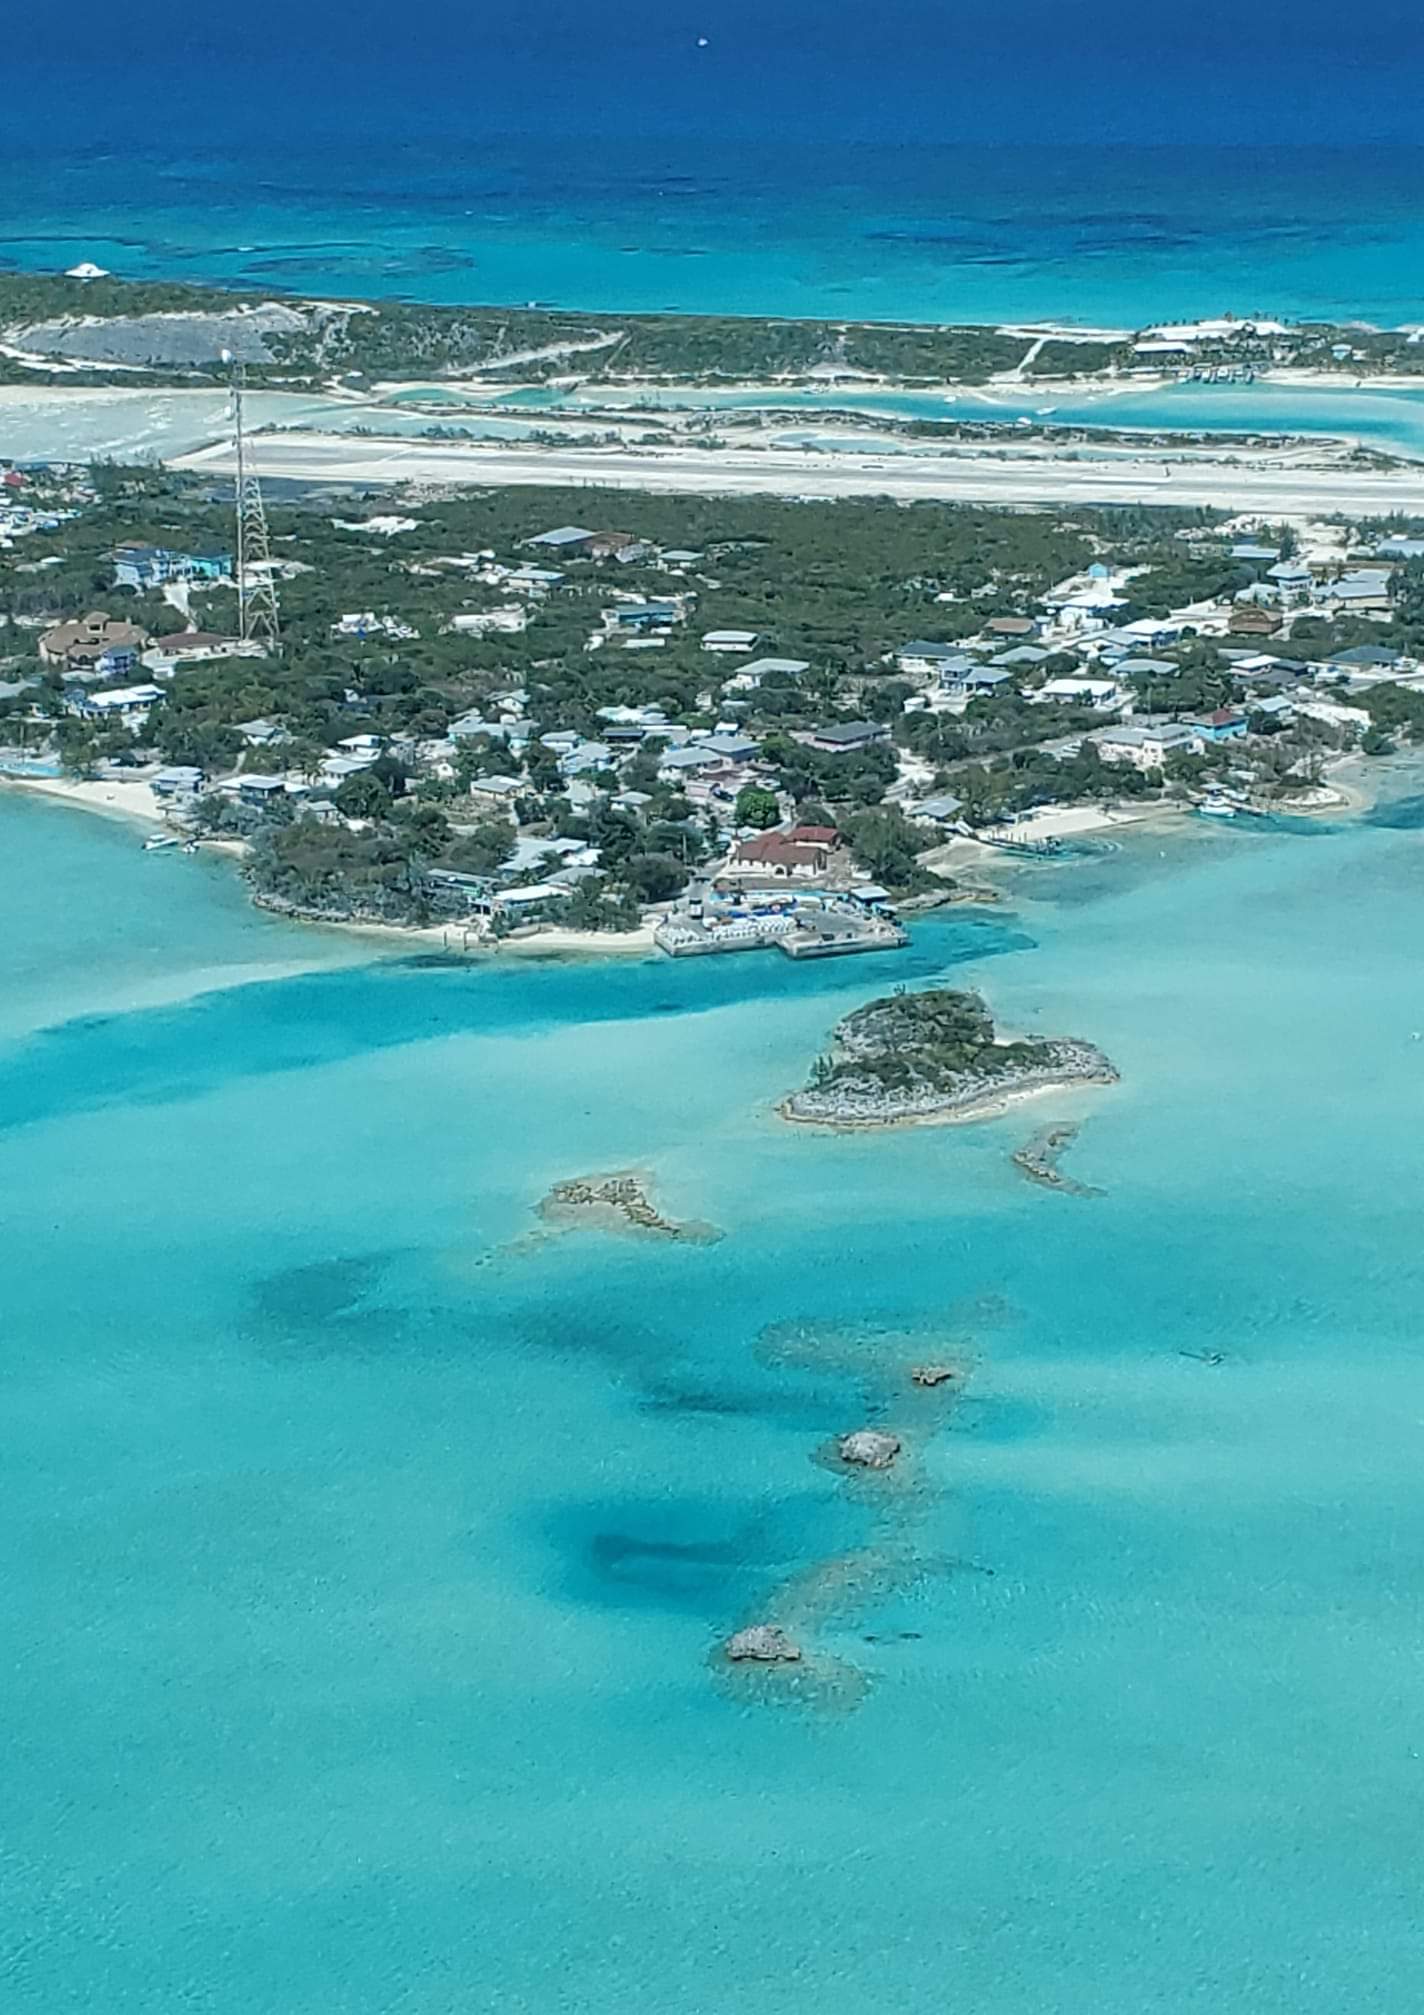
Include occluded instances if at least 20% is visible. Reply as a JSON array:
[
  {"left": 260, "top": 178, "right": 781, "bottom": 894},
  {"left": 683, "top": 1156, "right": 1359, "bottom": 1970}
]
[
  {"left": 39, "top": 611, "right": 151, "bottom": 680},
  {"left": 1228, "top": 603, "right": 1283, "bottom": 638},
  {"left": 727, "top": 826, "right": 839, "bottom": 880}
]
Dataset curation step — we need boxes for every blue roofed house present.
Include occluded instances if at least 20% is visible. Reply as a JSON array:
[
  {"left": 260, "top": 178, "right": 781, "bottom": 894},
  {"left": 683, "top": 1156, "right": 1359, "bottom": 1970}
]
[{"left": 113, "top": 543, "right": 231, "bottom": 590}]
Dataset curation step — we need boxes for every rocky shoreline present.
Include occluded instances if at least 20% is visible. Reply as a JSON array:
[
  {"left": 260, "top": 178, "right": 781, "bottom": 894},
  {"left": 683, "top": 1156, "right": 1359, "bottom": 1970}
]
[
  {"left": 781, "top": 988, "right": 1116, "bottom": 1130},
  {"left": 783, "top": 1037, "right": 1117, "bottom": 1129},
  {"left": 537, "top": 1170, "right": 721, "bottom": 1243},
  {"left": 1011, "top": 1121, "right": 1105, "bottom": 1197}
]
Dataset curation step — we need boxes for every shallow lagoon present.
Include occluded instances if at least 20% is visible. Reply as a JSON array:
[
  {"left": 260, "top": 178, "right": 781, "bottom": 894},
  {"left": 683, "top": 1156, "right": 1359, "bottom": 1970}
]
[
  {"left": 10, "top": 374, "right": 1424, "bottom": 468},
  {"left": 5, "top": 790, "right": 1424, "bottom": 2010}
]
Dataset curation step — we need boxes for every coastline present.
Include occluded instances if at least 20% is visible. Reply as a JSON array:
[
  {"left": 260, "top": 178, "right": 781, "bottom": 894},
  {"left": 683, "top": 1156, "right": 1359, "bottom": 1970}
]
[
  {"left": 779, "top": 1065, "right": 1117, "bottom": 1132},
  {"left": 2, "top": 777, "right": 660, "bottom": 962}
]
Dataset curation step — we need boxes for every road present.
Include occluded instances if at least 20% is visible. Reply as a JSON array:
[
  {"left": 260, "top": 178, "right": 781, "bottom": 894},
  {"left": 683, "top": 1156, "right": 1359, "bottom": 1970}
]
[{"left": 173, "top": 431, "right": 1424, "bottom": 518}]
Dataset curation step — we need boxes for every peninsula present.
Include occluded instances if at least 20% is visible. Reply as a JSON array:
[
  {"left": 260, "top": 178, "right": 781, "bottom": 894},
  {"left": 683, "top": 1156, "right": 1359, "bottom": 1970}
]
[{"left": 782, "top": 987, "right": 1116, "bottom": 1127}]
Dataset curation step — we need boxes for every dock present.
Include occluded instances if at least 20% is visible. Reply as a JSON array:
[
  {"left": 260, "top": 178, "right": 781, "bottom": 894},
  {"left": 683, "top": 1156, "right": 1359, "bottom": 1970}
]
[{"left": 654, "top": 890, "right": 908, "bottom": 961}]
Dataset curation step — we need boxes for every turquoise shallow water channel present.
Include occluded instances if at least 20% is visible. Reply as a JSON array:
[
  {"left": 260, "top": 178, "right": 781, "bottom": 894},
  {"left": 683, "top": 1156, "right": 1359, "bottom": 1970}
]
[{"left": 5, "top": 786, "right": 1424, "bottom": 2011}]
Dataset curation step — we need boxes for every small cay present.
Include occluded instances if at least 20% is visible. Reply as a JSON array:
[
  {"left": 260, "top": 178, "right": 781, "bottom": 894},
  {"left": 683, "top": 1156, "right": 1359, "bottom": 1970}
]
[
  {"left": 781, "top": 986, "right": 1116, "bottom": 1128},
  {"left": 537, "top": 1170, "right": 721, "bottom": 1243}
]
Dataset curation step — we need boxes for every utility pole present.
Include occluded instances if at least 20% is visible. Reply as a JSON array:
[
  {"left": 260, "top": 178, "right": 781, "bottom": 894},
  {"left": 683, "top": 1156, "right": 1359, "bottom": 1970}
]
[{"left": 223, "top": 351, "right": 281, "bottom": 651}]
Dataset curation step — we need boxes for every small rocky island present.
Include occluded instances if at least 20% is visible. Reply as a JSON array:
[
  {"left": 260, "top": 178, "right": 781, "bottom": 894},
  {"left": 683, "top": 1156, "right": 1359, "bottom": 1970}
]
[
  {"left": 536, "top": 1170, "right": 721, "bottom": 1243},
  {"left": 781, "top": 986, "right": 1116, "bottom": 1128}
]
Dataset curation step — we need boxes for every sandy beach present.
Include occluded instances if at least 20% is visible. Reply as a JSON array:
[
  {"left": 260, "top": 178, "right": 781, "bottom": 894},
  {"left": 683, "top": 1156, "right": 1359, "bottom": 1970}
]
[{"left": 3, "top": 772, "right": 167, "bottom": 827}]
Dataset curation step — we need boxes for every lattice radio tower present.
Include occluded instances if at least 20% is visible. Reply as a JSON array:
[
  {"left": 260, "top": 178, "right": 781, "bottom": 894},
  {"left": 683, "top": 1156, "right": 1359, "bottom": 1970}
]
[{"left": 224, "top": 352, "right": 281, "bottom": 651}]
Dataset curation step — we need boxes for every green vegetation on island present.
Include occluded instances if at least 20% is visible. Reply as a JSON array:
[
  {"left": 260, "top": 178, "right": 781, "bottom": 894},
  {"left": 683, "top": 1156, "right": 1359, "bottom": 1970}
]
[{"left": 784, "top": 988, "right": 1117, "bottom": 1126}]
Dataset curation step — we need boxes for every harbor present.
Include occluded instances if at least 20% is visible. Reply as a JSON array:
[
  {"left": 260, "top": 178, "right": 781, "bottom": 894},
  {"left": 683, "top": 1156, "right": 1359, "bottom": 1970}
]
[{"left": 654, "top": 886, "right": 908, "bottom": 960}]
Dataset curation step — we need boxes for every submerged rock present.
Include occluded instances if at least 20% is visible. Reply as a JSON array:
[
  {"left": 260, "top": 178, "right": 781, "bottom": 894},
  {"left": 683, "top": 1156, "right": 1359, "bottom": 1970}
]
[
  {"left": 725, "top": 1624, "right": 802, "bottom": 1663},
  {"left": 837, "top": 1428, "right": 903, "bottom": 1470},
  {"left": 910, "top": 1364, "right": 957, "bottom": 1388}
]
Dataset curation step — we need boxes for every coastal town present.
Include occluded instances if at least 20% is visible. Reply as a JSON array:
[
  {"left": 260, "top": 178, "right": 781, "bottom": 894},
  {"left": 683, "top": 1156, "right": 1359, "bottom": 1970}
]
[{"left": 3, "top": 448, "right": 1424, "bottom": 957}]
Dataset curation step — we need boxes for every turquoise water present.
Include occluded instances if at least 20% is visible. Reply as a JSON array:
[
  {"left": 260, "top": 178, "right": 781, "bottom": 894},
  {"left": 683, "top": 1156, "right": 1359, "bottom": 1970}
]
[
  {"left": 14, "top": 375, "right": 1424, "bottom": 469},
  {"left": 5, "top": 138, "right": 1424, "bottom": 327},
  {"left": 7, "top": 786, "right": 1424, "bottom": 2008}
]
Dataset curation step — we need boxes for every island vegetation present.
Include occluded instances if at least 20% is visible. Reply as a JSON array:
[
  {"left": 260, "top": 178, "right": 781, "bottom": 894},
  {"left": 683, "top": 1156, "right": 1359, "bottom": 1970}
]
[
  {"left": 783, "top": 987, "right": 1117, "bottom": 1127},
  {"left": 6, "top": 270, "right": 1424, "bottom": 394}
]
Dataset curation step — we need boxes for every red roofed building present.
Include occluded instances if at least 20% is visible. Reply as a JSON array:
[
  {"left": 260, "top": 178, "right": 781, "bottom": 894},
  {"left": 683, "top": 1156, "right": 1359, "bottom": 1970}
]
[{"left": 729, "top": 826, "right": 838, "bottom": 879}]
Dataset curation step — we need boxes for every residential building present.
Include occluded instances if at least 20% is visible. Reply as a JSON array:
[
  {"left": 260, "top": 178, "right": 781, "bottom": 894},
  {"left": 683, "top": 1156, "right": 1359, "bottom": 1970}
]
[
  {"left": 468, "top": 773, "right": 525, "bottom": 806},
  {"left": 446, "top": 606, "right": 529, "bottom": 637},
  {"left": 895, "top": 640, "right": 965, "bottom": 679},
  {"left": 1190, "top": 709, "right": 1249, "bottom": 743},
  {"left": 1095, "top": 722, "right": 1203, "bottom": 770},
  {"left": 909, "top": 793, "right": 965, "bottom": 825},
  {"left": 1035, "top": 677, "right": 1127, "bottom": 712},
  {"left": 1228, "top": 604, "right": 1283, "bottom": 637},
  {"left": 701, "top": 629, "right": 761, "bottom": 654},
  {"left": 148, "top": 630, "right": 243, "bottom": 664},
  {"left": 940, "top": 665, "right": 1014, "bottom": 706},
  {"left": 728, "top": 826, "right": 838, "bottom": 879},
  {"left": 113, "top": 543, "right": 230, "bottom": 590},
  {"left": 525, "top": 525, "right": 597, "bottom": 553},
  {"left": 151, "top": 764, "right": 205, "bottom": 798},
  {"left": 40, "top": 612, "right": 151, "bottom": 679},
  {"left": 69, "top": 682, "right": 164, "bottom": 728},
  {"left": 610, "top": 600, "right": 680, "bottom": 632},
  {"left": 1323, "top": 569, "right": 1393, "bottom": 614},
  {"left": 805, "top": 720, "right": 890, "bottom": 753},
  {"left": 723, "top": 657, "right": 809, "bottom": 692}
]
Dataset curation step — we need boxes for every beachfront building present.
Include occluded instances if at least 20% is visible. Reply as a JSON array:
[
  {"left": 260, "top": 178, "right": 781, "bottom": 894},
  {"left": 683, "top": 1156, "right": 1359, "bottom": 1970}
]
[
  {"left": 727, "top": 824, "right": 839, "bottom": 880},
  {"left": 1094, "top": 722, "right": 1203, "bottom": 771},
  {"left": 151, "top": 765, "right": 205, "bottom": 799},
  {"left": 68, "top": 682, "right": 165, "bottom": 728},
  {"left": 113, "top": 543, "right": 231, "bottom": 590}
]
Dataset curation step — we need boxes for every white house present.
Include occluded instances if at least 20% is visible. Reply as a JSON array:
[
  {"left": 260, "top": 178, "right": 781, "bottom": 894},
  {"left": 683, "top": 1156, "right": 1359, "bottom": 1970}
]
[
  {"left": 71, "top": 682, "right": 164, "bottom": 727},
  {"left": 446, "top": 606, "right": 529, "bottom": 637},
  {"left": 1095, "top": 722, "right": 1203, "bottom": 771},
  {"left": 1036, "top": 677, "right": 1127, "bottom": 712},
  {"left": 701, "top": 629, "right": 760, "bottom": 654}
]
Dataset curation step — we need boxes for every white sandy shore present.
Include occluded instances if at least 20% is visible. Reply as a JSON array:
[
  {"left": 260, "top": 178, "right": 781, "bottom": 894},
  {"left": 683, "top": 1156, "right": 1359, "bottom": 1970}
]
[
  {"left": 4, "top": 776, "right": 661, "bottom": 961},
  {"left": 780, "top": 1071, "right": 1115, "bottom": 1132},
  {"left": 3, "top": 772, "right": 166, "bottom": 826}
]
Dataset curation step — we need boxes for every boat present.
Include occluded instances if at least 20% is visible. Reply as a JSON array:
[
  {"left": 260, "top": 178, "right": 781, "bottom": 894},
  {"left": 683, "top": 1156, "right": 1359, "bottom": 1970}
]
[
  {"left": 1196, "top": 793, "right": 1237, "bottom": 820},
  {"left": 143, "top": 832, "right": 180, "bottom": 851}
]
